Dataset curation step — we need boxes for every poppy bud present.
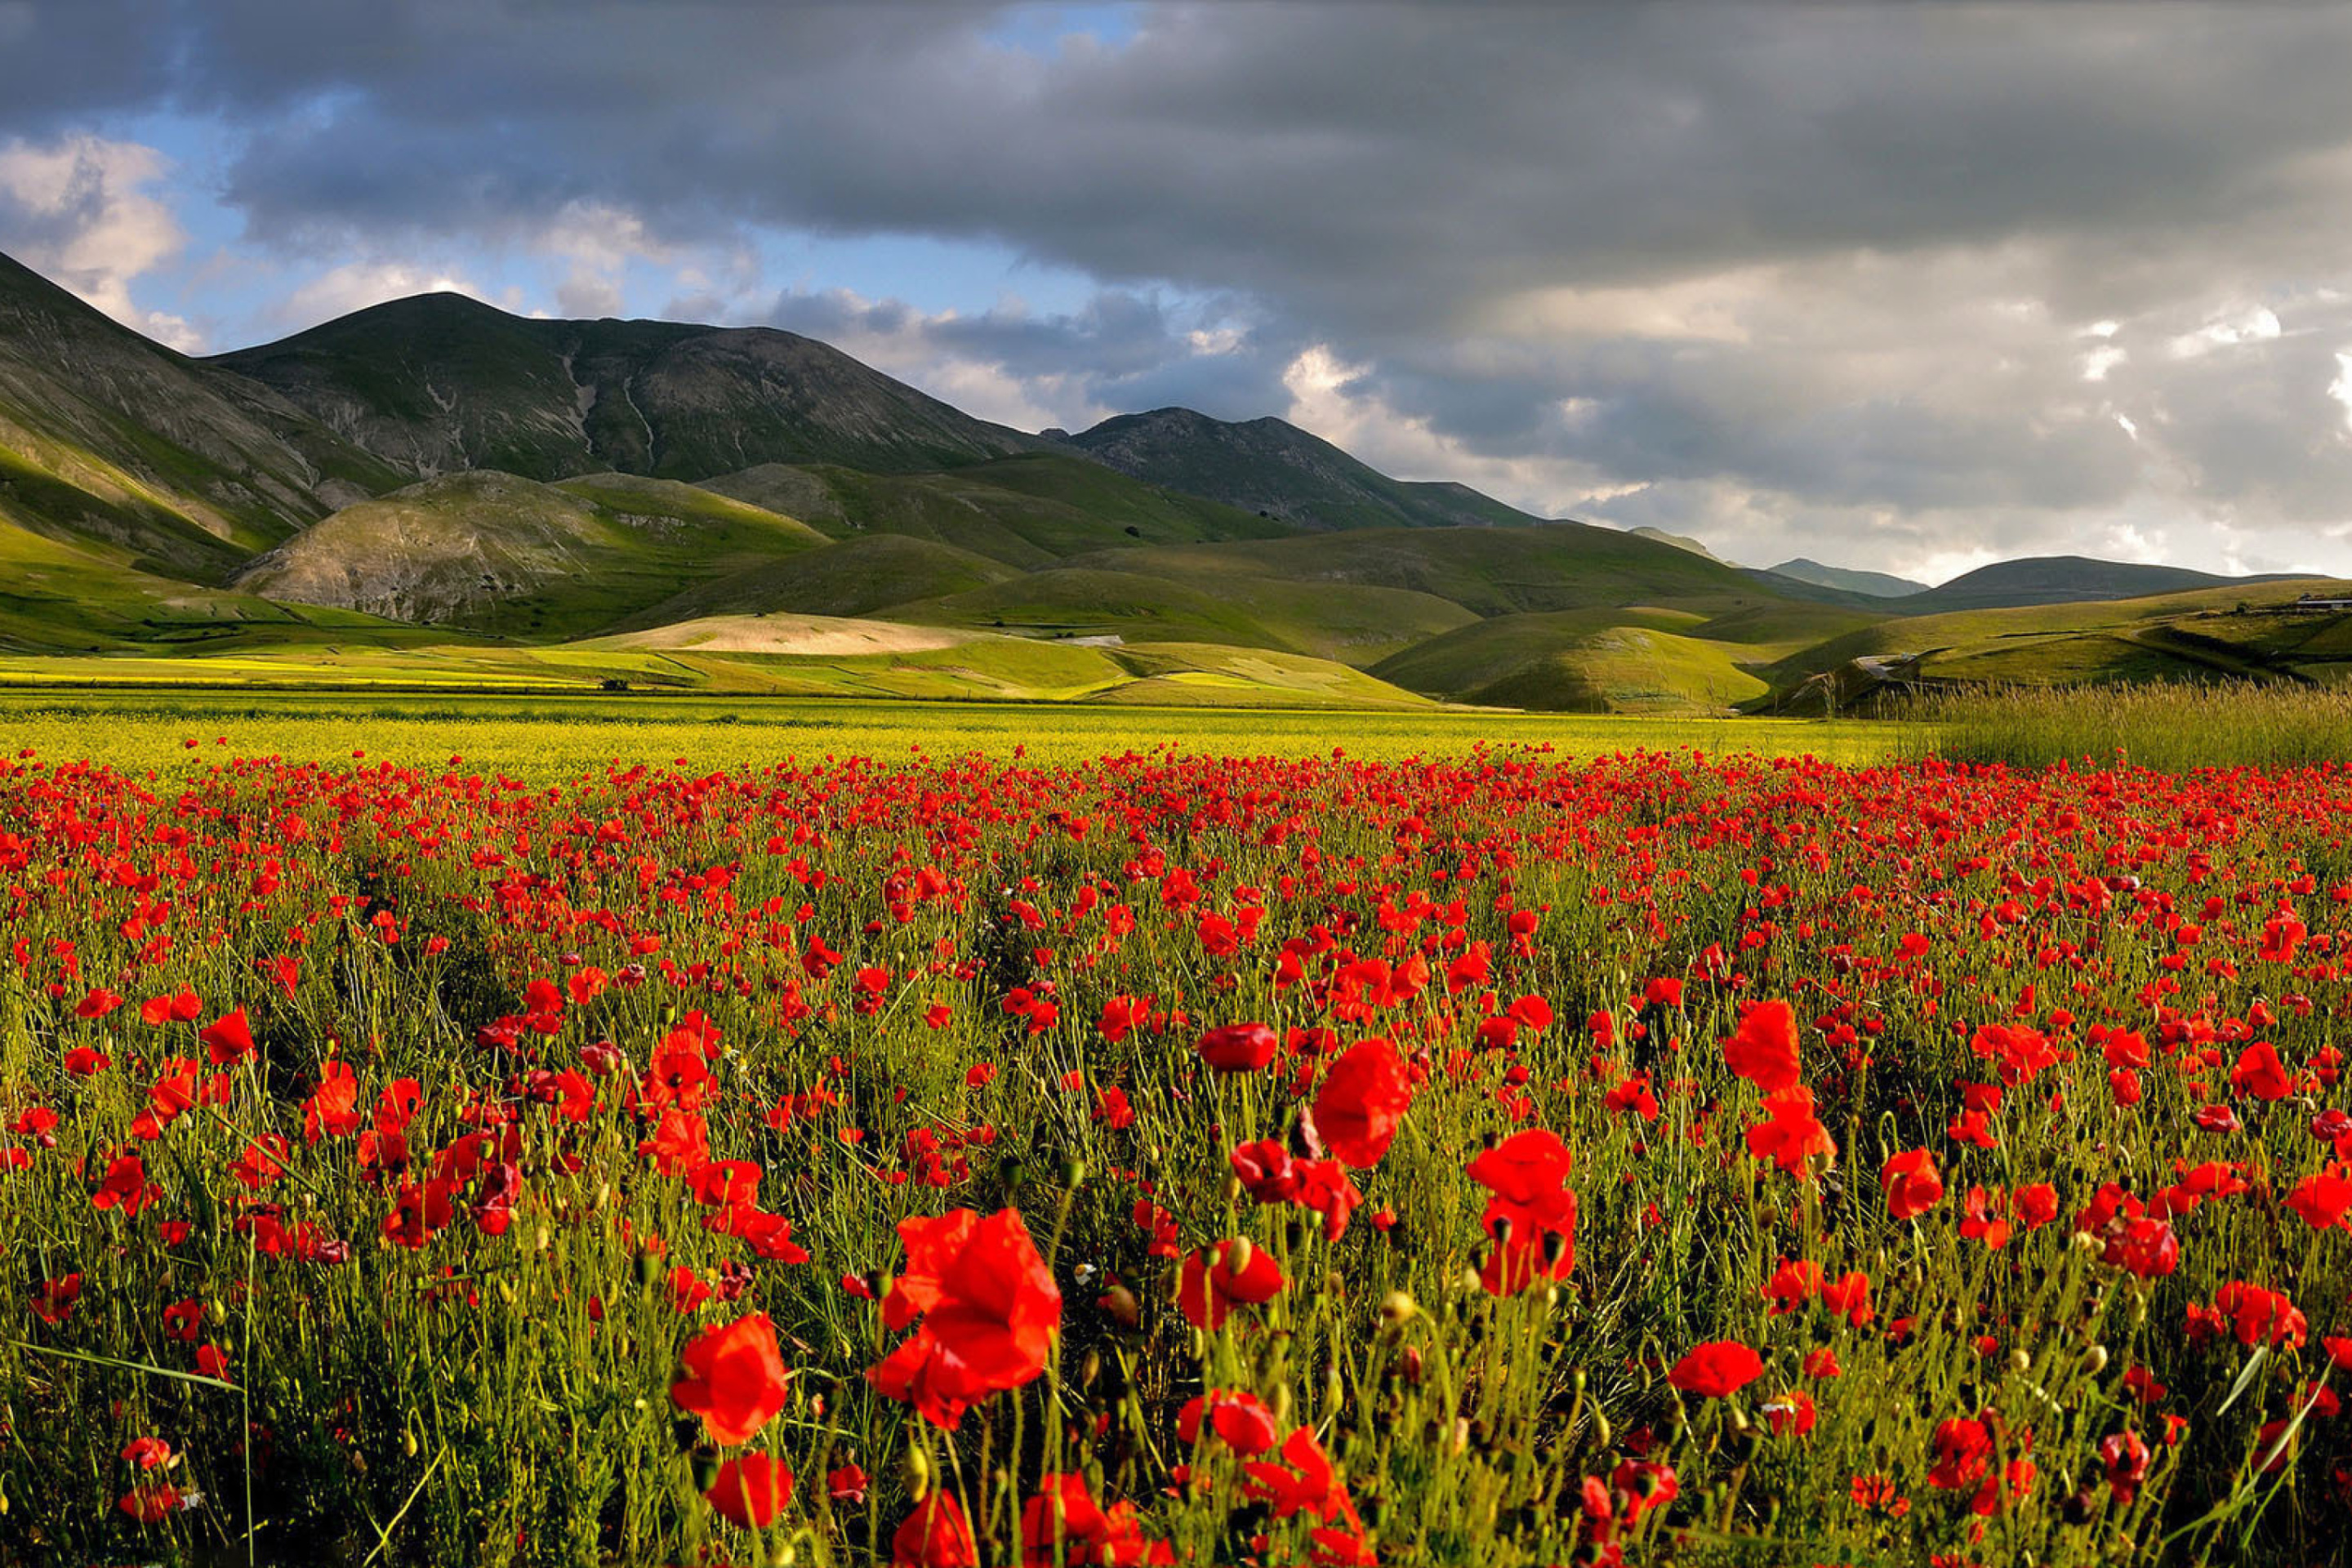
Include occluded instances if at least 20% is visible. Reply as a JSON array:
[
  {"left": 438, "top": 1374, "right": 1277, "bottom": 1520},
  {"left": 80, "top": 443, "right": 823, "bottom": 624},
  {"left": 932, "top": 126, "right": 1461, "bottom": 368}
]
[
  {"left": 902, "top": 1446, "right": 929, "bottom": 1499},
  {"left": 690, "top": 1450, "right": 721, "bottom": 1491},
  {"left": 635, "top": 1251, "right": 662, "bottom": 1288},
  {"left": 1379, "top": 1290, "right": 1417, "bottom": 1325},
  {"left": 1400, "top": 1346, "right": 1424, "bottom": 1386},
  {"left": 997, "top": 1156, "right": 1026, "bottom": 1196},
  {"left": 1101, "top": 1282, "right": 1140, "bottom": 1330},
  {"left": 1080, "top": 1349, "right": 1101, "bottom": 1389},
  {"left": 2007, "top": 1348, "right": 2032, "bottom": 1374},
  {"left": 1593, "top": 1412, "right": 1612, "bottom": 1446},
  {"left": 2082, "top": 1344, "right": 2109, "bottom": 1374},
  {"left": 403, "top": 1428, "right": 419, "bottom": 1459},
  {"left": 1226, "top": 1236, "right": 1256, "bottom": 1274},
  {"left": 1058, "top": 1157, "right": 1088, "bottom": 1187}
]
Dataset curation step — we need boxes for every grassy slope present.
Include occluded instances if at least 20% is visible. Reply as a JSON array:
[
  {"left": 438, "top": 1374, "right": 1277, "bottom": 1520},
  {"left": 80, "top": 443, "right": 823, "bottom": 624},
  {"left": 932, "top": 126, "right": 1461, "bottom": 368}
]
[
  {"left": 1372, "top": 609, "right": 1773, "bottom": 713},
  {"left": 699, "top": 453, "right": 1293, "bottom": 569},
  {"left": 235, "top": 470, "right": 827, "bottom": 639},
  {"left": 1766, "top": 577, "right": 2352, "bottom": 691},
  {"left": 0, "top": 610, "right": 1437, "bottom": 709},
  {"left": 1054, "top": 523, "right": 1813, "bottom": 619},
  {"left": 880, "top": 565, "right": 1477, "bottom": 666},
  {"left": 616, "top": 534, "right": 1022, "bottom": 626}
]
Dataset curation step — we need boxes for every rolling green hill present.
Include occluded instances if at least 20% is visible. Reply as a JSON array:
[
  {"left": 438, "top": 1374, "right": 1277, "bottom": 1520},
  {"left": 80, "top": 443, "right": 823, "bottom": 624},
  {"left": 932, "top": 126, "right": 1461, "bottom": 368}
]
[
  {"left": 1057, "top": 522, "right": 1811, "bottom": 620},
  {"left": 617, "top": 535, "right": 1021, "bottom": 626},
  {"left": 234, "top": 470, "right": 826, "bottom": 638},
  {"left": 880, "top": 564, "right": 1477, "bottom": 666},
  {"left": 1372, "top": 608, "right": 1783, "bottom": 712},
  {"left": 1763, "top": 577, "right": 2352, "bottom": 706},
  {"left": 698, "top": 453, "right": 1290, "bottom": 568}
]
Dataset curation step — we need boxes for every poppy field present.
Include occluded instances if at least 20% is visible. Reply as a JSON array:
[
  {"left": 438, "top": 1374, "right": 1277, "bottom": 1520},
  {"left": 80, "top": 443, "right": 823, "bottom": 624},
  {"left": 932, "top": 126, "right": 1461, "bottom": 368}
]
[{"left": 5, "top": 737, "right": 2352, "bottom": 1567}]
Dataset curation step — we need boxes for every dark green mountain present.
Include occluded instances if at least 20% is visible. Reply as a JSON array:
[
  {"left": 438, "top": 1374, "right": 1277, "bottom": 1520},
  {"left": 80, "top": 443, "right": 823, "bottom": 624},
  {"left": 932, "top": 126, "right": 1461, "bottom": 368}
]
[
  {"left": 1060, "top": 406, "right": 1549, "bottom": 531},
  {"left": 0, "top": 250, "right": 406, "bottom": 581},
  {"left": 211, "top": 293, "right": 1055, "bottom": 483},
  {"left": 1894, "top": 555, "right": 2272, "bottom": 613},
  {"left": 1768, "top": 558, "right": 1930, "bottom": 599}
]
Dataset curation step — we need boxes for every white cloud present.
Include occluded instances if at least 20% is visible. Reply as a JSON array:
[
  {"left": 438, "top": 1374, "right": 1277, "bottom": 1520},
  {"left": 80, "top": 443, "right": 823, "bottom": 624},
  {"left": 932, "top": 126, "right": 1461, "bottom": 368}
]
[
  {"left": 274, "top": 261, "right": 491, "bottom": 330},
  {"left": 0, "top": 132, "right": 199, "bottom": 349}
]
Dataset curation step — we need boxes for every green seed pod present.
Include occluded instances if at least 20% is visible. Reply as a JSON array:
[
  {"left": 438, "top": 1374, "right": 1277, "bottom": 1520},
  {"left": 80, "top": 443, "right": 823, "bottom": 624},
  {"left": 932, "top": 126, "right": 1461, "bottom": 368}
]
[
  {"left": 1058, "top": 1157, "right": 1089, "bottom": 1187},
  {"left": 902, "top": 1446, "right": 930, "bottom": 1499},
  {"left": 691, "top": 1451, "right": 721, "bottom": 1492}
]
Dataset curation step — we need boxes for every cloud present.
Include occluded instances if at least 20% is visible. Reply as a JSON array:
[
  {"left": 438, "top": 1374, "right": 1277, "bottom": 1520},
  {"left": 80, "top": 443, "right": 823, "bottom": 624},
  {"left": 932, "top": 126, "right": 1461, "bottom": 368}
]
[
  {"left": 762, "top": 282, "right": 1297, "bottom": 431},
  {"left": 0, "top": 132, "right": 199, "bottom": 349},
  {"left": 12, "top": 5, "right": 2352, "bottom": 572}
]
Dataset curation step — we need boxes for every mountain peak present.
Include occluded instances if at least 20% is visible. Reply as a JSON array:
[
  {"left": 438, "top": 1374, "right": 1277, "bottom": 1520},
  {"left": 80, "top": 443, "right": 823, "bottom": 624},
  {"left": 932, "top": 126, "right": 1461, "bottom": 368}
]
[{"left": 1066, "top": 405, "right": 1544, "bottom": 530}]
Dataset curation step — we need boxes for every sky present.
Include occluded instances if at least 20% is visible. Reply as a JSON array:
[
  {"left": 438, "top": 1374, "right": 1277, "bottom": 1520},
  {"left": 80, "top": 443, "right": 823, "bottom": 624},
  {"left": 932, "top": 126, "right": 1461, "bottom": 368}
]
[{"left": 7, "top": 2, "right": 2352, "bottom": 583}]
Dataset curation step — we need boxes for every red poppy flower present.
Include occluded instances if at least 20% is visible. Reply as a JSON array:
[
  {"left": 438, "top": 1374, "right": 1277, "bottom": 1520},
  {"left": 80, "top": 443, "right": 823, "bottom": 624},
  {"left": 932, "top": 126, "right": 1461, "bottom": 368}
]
[
  {"left": 2230, "top": 1041, "right": 2293, "bottom": 1102},
  {"left": 1466, "top": 1128, "right": 1579, "bottom": 1294},
  {"left": 869, "top": 1208, "right": 1061, "bottom": 1429},
  {"left": 198, "top": 1009, "right": 255, "bottom": 1067},
  {"left": 893, "top": 1490, "right": 980, "bottom": 1568},
  {"left": 1177, "top": 1238, "right": 1285, "bottom": 1330},
  {"left": 2286, "top": 1170, "right": 2352, "bottom": 1230},
  {"left": 1197, "top": 1022, "right": 1277, "bottom": 1073},
  {"left": 1668, "top": 1341, "right": 1764, "bottom": 1398},
  {"left": 1722, "top": 1000, "right": 1801, "bottom": 1093},
  {"left": 1926, "top": 1418, "right": 1991, "bottom": 1490},
  {"left": 1744, "top": 1086, "right": 1836, "bottom": 1175},
  {"left": 1312, "top": 1039, "right": 1413, "bottom": 1168},
  {"left": 670, "top": 1312, "right": 793, "bottom": 1445},
  {"left": 1880, "top": 1148, "right": 1944, "bottom": 1220},
  {"left": 1178, "top": 1388, "right": 1281, "bottom": 1455},
  {"left": 704, "top": 1453, "right": 793, "bottom": 1530}
]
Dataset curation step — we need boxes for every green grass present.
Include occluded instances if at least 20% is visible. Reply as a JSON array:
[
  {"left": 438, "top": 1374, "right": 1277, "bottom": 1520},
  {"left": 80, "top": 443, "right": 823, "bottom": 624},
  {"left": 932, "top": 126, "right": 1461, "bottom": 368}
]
[{"left": 1909, "top": 680, "right": 2352, "bottom": 769}]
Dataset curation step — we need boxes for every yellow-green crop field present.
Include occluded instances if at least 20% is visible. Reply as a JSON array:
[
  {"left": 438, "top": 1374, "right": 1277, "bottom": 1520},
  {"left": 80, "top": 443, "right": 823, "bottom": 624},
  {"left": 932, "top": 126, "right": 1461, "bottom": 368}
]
[{"left": 0, "top": 690, "right": 1902, "bottom": 779}]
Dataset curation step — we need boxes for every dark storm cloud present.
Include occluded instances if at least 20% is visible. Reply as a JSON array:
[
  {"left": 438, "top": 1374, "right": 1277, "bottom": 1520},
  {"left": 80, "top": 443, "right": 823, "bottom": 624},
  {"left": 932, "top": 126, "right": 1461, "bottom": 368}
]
[{"left": 11, "top": 2, "right": 2352, "bottom": 569}]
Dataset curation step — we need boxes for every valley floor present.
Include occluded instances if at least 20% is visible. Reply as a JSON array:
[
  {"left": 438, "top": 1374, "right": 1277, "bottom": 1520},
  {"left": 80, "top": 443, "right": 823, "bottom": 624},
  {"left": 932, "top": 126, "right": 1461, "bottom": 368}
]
[{"left": 0, "top": 690, "right": 1900, "bottom": 779}]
